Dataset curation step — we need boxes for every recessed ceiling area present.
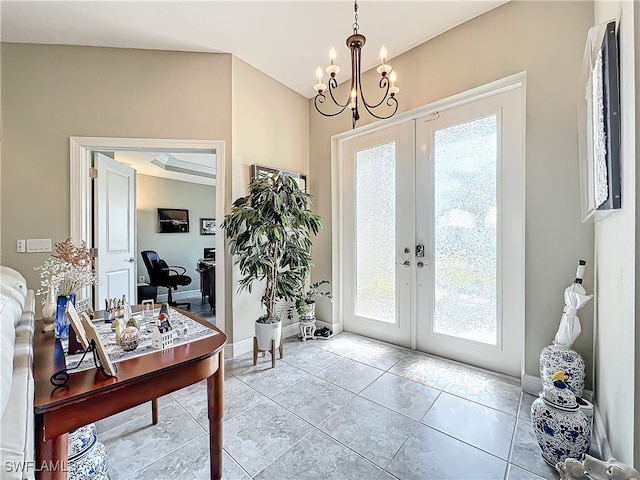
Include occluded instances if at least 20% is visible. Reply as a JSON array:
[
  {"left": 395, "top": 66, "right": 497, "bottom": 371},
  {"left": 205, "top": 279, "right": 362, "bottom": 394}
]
[
  {"left": 0, "top": 1, "right": 509, "bottom": 98},
  {"left": 114, "top": 152, "right": 216, "bottom": 186}
]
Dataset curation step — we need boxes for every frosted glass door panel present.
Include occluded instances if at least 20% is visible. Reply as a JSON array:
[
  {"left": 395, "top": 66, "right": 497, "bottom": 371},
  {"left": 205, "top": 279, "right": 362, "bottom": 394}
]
[
  {"left": 432, "top": 116, "right": 497, "bottom": 344},
  {"left": 355, "top": 143, "right": 396, "bottom": 323}
]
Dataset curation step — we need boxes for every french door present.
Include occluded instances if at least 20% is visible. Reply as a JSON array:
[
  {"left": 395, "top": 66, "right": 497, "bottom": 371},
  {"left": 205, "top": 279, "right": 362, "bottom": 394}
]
[{"left": 339, "top": 84, "right": 524, "bottom": 375}]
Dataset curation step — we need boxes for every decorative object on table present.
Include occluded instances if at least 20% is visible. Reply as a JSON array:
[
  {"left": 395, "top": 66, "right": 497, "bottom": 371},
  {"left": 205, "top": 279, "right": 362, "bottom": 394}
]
[
  {"left": 223, "top": 171, "right": 322, "bottom": 368},
  {"left": 295, "top": 279, "right": 332, "bottom": 342},
  {"left": 66, "top": 301, "right": 90, "bottom": 353},
  {"left": 540, "top": 260, "right": 593, "bottom": 398},
  {"left": 142, "top": 299, "right": 154, "bottom": 318},
  {"left": 119, "top": 325, "right": 140, "bottom": 352},
  {"left": 41, "top": 284, "right": 57, "bottom": 332},
  {"left": 176, "top": 318, "right": 188, "bottom": 338},
  {"left": 531, "top": 371, "right": 591, "bottom": 466},
  {"left": 556, "top": 455, "right": 640, "bottom": 480},
  {"left": 34, "top": 238, "right": 98, "bottom": 341},
  {"left": 81, "top": 315, "right": 118, "bottom": 377},
  {"left": 126, "top": 317, "right": 140, "bottom": 330},
  {"left": 151, "top": 313, "right": 174, "bottom": 350},
  {"left": 159, "top": 301, "right": 171, "bottom": 318},
  {"left": 114, "top": 316, "right": 124, "bottom": 345},
  {"left": 67, "top": 423, "right": 109, "bottom": 480},
  {"left": 312, "top": 0, "right": 399, "bottom": 129}
]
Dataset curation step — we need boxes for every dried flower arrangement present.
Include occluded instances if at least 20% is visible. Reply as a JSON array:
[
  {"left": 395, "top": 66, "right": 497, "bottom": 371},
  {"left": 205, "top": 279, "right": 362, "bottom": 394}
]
[{"left": 34, "top": 238, "right": 98, "bottom": 297}]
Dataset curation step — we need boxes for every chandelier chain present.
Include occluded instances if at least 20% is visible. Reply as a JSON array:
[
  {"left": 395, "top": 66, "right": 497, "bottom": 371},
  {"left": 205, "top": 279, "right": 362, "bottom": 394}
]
[{"left": 353, "top": 0, "right": 359, "bottom": 34}]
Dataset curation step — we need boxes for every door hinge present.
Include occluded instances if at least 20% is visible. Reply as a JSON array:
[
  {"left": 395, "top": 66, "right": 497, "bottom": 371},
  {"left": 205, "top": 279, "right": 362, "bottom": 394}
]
[
  {"left": 89, "top": 167, "right": 98, "bottom": 179},
  {"left": 90, "top": 248, "right": 98, "bottom": 258}
]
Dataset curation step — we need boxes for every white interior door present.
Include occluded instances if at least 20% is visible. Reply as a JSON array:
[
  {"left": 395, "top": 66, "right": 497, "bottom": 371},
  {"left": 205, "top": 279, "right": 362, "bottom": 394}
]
[
  {"left": 415, "top": 87, "right": 524, "bottom": 376},
  {"left": 94, "top": 152, "right": 136, "bottom": 308},
  {"left": 340, "top": 122, "right": 415, "bottom": 347}
]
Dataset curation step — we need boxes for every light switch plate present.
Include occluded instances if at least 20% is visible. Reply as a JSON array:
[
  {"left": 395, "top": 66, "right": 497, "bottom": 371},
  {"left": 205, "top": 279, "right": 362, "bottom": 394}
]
[{"left": 26, "top": 238, "right": 52, "bottom": 253}]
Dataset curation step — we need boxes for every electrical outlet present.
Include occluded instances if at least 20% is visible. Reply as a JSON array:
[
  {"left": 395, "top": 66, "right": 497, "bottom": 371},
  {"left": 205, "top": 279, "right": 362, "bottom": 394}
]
[{"left": 17, "top": 240, "right": 26, "bottom": 253}]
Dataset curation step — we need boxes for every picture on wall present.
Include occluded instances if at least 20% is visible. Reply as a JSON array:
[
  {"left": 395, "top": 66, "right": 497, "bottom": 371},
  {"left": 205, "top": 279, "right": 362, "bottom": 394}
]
[
  {"left": 250, "top": 164, "right": 307, "bottom": 192},
  {"left": 158, "top": 208, "right": 190, "bottom": 233},
  {"left": 578, "top": 19, "right": 621, "bottom": 222},
  {"left": 200, "top": 218, "right": 216, "bottom": 235}
]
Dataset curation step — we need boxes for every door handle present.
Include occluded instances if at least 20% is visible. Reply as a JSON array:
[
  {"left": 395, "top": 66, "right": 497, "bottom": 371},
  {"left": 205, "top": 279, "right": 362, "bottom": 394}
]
[
  {"left": 402, "top": 261, "right": 410, "bottom": 267},
  {"left": 416, "top": 244, "right": 425, "bottom": 258},
  {"left": 125, "top": 257, "right": 135, "bottom": 263}
]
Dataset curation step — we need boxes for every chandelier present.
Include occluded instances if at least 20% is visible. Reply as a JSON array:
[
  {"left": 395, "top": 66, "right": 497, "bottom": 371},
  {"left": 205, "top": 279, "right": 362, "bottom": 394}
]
[{"left": 313, "top": 0, "right": 399, "bottom": 129}]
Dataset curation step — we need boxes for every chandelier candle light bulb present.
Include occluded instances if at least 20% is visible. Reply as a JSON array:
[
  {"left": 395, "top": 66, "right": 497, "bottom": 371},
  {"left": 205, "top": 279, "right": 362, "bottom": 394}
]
[
  {"left": 313, "top": 0, "right": 399, "bottom": 128},
  {"left": 314, "top": 67, "right": 326, "bottom": 93}
]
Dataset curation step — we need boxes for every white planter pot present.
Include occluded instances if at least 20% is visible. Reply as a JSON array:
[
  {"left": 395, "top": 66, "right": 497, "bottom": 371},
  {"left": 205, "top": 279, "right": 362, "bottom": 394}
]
[{"left": 255, "top": 320, "right": 282, "bottom": 351}]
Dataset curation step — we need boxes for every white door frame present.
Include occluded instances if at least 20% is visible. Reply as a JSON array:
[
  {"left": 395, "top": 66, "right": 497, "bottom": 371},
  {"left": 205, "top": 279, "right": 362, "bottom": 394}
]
[
  {"left": 70, "top": 136, "right": 226, "bottom": 333},
  {"left": 332, "top": 73, "right": 525, "bottom": 369}
]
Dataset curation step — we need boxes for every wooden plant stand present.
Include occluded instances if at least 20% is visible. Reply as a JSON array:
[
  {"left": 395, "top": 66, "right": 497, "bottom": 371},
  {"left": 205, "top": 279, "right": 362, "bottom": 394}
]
[{"left": 253, "top": 336, "right": 284, "bottom": 368}]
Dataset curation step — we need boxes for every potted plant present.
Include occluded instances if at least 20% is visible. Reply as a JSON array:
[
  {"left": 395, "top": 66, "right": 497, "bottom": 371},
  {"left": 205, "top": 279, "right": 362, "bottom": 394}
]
[
  {"left": 296, "top": 279, "right": 332, "bottom": 323},
  {"left": 222, "top": 172, "right": 322, "bottom": 352}
]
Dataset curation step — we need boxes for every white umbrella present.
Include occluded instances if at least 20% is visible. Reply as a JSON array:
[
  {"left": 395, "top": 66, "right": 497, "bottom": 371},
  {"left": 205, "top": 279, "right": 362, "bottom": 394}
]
[{"left": 554, "top": 260, "right": 593, "bottom": 347}]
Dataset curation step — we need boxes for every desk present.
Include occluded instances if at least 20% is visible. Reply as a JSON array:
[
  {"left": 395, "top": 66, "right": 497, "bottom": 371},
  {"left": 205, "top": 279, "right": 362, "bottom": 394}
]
[
  {"left": 197, "top": 259, "right": 216, "bottom": 311},
  {"left": 33, "top": 307, "right": 226, "bottom": 480}
]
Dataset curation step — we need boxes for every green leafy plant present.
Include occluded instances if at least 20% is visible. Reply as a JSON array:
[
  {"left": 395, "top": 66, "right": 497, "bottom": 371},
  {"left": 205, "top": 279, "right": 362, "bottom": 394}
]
[
  {"left": 295, "top": 279, "right": 332, "bottom": 316},
  {"left": 222, "top": 172, "right": 322, "bottom": 323}
]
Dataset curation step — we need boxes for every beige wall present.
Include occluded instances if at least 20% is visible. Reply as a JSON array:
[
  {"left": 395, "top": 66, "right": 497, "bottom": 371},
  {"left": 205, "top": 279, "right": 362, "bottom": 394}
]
[
  {"left": 592, "top": 0, "right": 637, "bottom": 465},
  {"left": 230, "top": 56, "right": 310, "bottom": 342},
  {"left": 1, "top": 43, "right": 232, "bottom": 313},
  {"left": 136, "top": 173, "right": 216, "bottom": 292},
  {"left": 309, "top": 0, "right": 596, "bottom": 386}
]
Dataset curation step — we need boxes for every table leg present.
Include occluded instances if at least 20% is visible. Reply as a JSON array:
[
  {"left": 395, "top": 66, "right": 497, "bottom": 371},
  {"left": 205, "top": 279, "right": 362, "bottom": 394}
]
[
  {"left": 151, "top": 398, "right": 159, "bottom": 425},
  {"left": 35, "top": 430, "right": 68, "bottom": 480},
  {"left": 208, "top": 350, "right": 224, "bottom": 480}
]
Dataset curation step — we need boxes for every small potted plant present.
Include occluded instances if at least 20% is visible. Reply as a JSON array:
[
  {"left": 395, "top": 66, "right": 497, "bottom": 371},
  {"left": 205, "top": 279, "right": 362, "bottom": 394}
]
[
  {"left": 222, "top": 171, "right": 322, "bottom": 355},
  {"left": 296, "top": 279, "right": 332, "bottom": 323}
]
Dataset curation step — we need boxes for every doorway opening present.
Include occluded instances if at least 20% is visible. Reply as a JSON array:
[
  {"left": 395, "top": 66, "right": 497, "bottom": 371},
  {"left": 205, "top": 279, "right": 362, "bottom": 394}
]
[{"left": 70, "top": 137, "right": 226, "bottom": 333}]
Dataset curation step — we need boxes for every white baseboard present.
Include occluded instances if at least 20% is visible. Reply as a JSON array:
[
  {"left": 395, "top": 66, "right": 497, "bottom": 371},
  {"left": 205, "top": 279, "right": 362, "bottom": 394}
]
[{"left": 224, "top": 337, "right": 254, "bottom": 359}]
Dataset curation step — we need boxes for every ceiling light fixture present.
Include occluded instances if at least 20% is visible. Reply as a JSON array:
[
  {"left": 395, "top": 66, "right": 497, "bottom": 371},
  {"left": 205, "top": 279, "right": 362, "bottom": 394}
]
[{"left": 313, "top": 0, "right": 399, "bottom": 129}]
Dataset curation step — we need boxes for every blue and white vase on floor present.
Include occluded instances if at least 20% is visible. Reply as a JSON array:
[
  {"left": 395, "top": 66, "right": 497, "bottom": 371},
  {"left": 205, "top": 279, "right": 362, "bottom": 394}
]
[
  {"left": 539, "top": 343, "right": 586, "bottom": 398},
  {"left": 67, "top": 423, "right": 108, "bottom": 480},
  {"left": 54, "top": 294, "right": 75, "bottom": 340},
  {"left": 531, "top": 371, "right": 591, "bottom": 466}
]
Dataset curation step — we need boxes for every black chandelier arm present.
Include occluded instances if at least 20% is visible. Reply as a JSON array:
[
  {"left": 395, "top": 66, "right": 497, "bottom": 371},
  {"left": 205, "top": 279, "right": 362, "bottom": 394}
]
[
  {"left": 361, "top": 94, "right": 399, "bottom": 120},
  {"left": 360, "top": 75, "right": 392, "bottom": 110},
  {"left": 327, "top": 77, "right": 351, "bottom": 109},
  {"left": 314, "top": 93, "right": 348, "bottom": 117}
]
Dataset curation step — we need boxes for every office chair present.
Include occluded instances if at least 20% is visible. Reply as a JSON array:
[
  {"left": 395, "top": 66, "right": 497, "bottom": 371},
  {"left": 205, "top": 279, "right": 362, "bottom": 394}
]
[{"left": 141, "top": 250, "right": 192, "bottom": 310}]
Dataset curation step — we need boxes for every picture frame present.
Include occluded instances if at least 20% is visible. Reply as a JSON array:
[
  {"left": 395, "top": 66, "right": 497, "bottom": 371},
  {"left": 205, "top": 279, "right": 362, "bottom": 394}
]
[
  {"left": 250, "top": 164, "right": 307, "bottom": 193},
  {"left": 65, "top": 301, "right": 89, "bottom": 350},
  {"left": 157, "top": 208, "right": 190, "bottom": 233},
  {"left": 200, "top": 218, "right": 216, "bottom": 235},
  {"left": 578, "top": 19, "right": 621, "bottom": 222},
  {"left": 82, "top": 316, "right": 118, "bottom": 376}
]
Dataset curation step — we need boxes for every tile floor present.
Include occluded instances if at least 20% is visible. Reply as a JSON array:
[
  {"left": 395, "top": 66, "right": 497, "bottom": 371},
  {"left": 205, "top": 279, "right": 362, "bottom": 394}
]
[{"left": 96, "top": 323, "right": 563, "bottom": 480}]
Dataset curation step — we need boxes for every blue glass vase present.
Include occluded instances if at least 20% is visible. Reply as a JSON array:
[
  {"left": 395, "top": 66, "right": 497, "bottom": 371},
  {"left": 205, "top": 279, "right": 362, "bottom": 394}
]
[{"left": 55, "top": 294, "right": 75, "bottom": 340}]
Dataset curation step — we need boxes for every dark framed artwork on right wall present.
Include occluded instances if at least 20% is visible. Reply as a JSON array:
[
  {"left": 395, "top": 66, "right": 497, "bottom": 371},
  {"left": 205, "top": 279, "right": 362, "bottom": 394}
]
[{"left": 578, "top": 19, "right": 621, "bottom": 222}]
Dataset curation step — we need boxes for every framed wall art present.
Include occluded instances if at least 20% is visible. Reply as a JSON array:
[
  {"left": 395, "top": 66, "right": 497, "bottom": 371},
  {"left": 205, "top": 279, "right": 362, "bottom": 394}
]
[
  {"left": 158, "top": 208, "right": 190, "bottom": 233},
  {"left": 200, "top": 218, "right": 216, "bottom": 235},
  {"left": 578, "top": 19, "right": 621, "bottom": 222},
  {"left": 250, "top": 164, "right": 307, "bottom": 193}
]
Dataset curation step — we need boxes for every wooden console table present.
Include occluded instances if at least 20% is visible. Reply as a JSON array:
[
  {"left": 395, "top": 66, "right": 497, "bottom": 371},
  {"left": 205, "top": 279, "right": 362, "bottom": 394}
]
[{"left": 33, "top": 307, "right": 226, "bottom": 479}]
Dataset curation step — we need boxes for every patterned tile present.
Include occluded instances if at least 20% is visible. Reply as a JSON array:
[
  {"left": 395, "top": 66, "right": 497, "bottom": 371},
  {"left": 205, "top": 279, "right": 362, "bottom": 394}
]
[
  {"left": 235, "top": 360, "right": 312, "bottom": 397},
  {"left": 281, "top": 344, "right": 342, "bottom": 373},
  {"left": 421, "top": 392, "right": 516, "bottom": 459},
  {"left": 224, "top": 400, "right": 312, "bottom": 477},
  {"left": 315, "top": 357, "right": 384, "bottom": 393},
  {"left": 95, "top": 395, "right": 174, "bottom": 435},
  {"left": 444, "top": 368, "right": 522, "bottom": 415},
  {"left": 509, "top": 417, "right": 559, "bottom": 480},
  {"left": 385, "top": 424, "right": 507, "bottom": 480},
  {"left": 318, "top": 396, "right": 417, "bottom": 466},
  {"left": 254, "top": 429, "right": 381, "bottom": 480},
  {"left": 100, "top": 402, "right": 205, "bottom": 479},
  {"left": 389, "top": 352, "right": 459, "bottom": 389},
  {"left": 361, "top": 372, "right": 440, "bottom": 420},
  {"left": 272, "top": 375, "right": 355, "bottom": 425}
]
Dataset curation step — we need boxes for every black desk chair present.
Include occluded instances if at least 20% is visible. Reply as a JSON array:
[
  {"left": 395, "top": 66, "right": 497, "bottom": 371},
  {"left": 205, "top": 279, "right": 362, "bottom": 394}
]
[{"left": 141, "top": 250, "right": 192, "bottom": 310}]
